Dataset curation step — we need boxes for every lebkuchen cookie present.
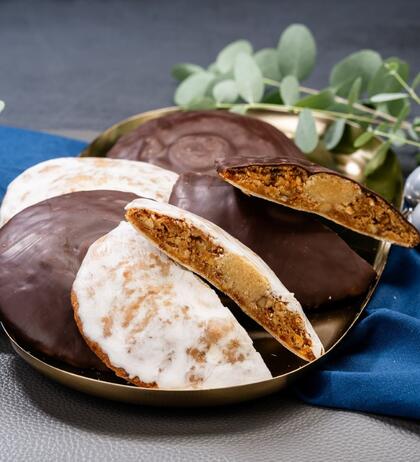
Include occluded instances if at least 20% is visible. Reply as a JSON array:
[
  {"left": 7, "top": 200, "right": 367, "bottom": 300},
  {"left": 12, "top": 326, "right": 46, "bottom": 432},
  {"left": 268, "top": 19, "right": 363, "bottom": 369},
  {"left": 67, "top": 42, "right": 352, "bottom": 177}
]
[
  {"left": 0, "top": 190, "right": 139, "bottom": 370},
  {"left": 72, "top": 221, "right": 272, "bottom": 389},
  {"left": 0, "top": 157, "right": 178, "bottom": 225},
  {"left": 106, "top": 110, "right": 240, "bottom": 174},
  {"left": 169, "top": 173, "right": 376, "bottom": 309},
  {"left": 125, "top": 199, "right": 324, "bottom": 362},
  {"left": 213, "top": 118, "right": 419, "bottom": 248}
]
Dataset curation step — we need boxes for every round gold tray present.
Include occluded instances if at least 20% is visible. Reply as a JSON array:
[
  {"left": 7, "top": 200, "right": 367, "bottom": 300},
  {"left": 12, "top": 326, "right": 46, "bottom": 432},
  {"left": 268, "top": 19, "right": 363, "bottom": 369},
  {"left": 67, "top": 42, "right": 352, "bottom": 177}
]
[{"left": 4, "top": 107, "right": 399, "bottom": 406}]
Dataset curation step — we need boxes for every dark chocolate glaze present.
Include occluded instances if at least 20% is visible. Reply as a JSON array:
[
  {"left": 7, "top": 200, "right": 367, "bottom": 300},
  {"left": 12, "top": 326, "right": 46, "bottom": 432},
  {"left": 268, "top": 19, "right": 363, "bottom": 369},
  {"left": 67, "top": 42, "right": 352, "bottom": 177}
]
[
  {"left": 0, "top": 190, "right": 138, "bottom": 370},
  {"left": 106, "top": 110, "right": 304, "bottom": 175},
  {"left": 169, "top": 173, "right": 377, "bottom": 309}
]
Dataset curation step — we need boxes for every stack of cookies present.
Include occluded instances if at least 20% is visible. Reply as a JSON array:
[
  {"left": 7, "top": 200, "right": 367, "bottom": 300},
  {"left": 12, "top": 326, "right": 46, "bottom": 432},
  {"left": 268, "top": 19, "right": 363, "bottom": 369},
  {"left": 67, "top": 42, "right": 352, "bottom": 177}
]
[{"left": 1, "top": 111, "right": 418, "bottom": 390}]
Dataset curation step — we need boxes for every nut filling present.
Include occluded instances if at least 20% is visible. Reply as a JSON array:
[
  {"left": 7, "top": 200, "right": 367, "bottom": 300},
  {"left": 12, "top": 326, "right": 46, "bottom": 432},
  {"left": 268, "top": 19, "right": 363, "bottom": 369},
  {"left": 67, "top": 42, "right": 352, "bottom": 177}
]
[
  {"left": 127, "top": 208, "right": 320, "bottom": 362},
  {"left": 219, "top": 165, "right": 420, "bottom": 248}
]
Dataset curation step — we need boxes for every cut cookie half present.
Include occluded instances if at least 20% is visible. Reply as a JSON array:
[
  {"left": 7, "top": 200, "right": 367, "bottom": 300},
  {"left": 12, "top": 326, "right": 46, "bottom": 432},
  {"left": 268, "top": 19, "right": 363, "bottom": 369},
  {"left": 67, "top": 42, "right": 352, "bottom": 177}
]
[
  {"left": 0, "top": 157, "right": 178, "bottom": 225},
  {"left": 125, "top": 199, "right": 324, "bottom": 362},
  {"left": 216, "top": 156, "right": 419, "bottom": 248},
  {"left": 72, "top": 222, "right": 272, "bottom": 389}
]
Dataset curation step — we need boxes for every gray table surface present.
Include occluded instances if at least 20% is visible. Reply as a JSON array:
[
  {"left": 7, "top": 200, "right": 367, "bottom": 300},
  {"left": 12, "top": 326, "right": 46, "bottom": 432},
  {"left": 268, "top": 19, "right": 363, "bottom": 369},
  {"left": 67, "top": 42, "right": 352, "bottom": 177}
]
[{"left": 1, "top": 1, "right": 420, "bottom": 461}]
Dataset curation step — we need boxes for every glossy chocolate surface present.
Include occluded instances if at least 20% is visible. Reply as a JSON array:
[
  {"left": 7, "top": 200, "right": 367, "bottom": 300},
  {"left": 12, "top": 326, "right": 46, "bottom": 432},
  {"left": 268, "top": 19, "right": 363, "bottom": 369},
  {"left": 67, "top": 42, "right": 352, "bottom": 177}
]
[
  {"left": 0, "top": 190, "right": 138, "bottom": 370},
  {"left": 169, "top": 173, "right": 376, "bottom": 309},
  {"left": 106, "top": 110, "right": 321, "bottom": 175}
]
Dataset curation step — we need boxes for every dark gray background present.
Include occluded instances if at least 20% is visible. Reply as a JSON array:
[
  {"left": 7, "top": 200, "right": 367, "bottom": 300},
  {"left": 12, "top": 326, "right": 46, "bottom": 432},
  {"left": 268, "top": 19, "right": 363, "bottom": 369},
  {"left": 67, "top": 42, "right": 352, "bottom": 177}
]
[
  {"left": 1, "top": 1, "right": 420, "bottom": 461},
  {"left": 0, "top": 0, "right": 419, "bottom": 131}
]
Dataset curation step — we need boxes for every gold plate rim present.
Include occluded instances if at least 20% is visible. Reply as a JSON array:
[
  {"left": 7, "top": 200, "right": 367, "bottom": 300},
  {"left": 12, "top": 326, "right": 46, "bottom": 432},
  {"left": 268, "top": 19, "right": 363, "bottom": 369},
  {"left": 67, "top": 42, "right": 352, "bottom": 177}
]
[{"left": 4, "top": 107, "right": 395, "bottom": 406}]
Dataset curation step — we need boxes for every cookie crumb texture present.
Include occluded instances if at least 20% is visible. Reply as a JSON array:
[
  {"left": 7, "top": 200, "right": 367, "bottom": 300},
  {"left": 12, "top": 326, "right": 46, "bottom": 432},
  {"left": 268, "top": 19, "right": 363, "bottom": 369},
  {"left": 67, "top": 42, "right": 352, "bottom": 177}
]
[
  {"left": 127, "top": 208, "right": 319, "bottom": 362},
  {"left": 72, "top": 222, "right": 271, "bottom": 389},
  {"left": 219, "top": 165, "right": 420, "bottom": 248}
]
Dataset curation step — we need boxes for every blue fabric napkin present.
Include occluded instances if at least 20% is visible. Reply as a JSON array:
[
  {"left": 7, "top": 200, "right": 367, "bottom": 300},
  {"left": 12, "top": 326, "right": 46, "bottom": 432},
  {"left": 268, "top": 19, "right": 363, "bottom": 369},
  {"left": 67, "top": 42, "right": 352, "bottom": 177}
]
[
  {"left": 0, "top": 126, "right": 87, "bottom": 198},
  {"left": 1, "top": 126, "right": 419, "bottom": 420},
  {"left": 296, "top": 245, "right": 420, "bottom": 420}
]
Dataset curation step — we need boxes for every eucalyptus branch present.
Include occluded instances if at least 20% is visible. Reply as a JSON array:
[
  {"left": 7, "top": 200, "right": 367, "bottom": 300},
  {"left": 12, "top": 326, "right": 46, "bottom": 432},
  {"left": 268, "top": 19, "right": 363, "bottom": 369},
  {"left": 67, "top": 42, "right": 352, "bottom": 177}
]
[
  {"left": 304, "top": 87, "right": 413, "bottom": 129},
  {"left": 172, "top": 23, "right": 420, "bottom": 179},
  {"left": 217, "top": 102, "right": 378, "bottom": 124},
  {"left": 263, "top": 78, "right": 413, "bottom": 130}
]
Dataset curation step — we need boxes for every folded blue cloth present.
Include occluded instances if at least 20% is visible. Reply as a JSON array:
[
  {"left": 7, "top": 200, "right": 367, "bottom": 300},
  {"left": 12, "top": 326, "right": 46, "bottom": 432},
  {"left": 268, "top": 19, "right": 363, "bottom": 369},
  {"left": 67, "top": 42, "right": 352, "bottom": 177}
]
[
  {"left": 296, "top": 245, "right": 420, "bottom": 420},
  {"left": 1, "top": 126, "right": 419, "bottom": 420}
]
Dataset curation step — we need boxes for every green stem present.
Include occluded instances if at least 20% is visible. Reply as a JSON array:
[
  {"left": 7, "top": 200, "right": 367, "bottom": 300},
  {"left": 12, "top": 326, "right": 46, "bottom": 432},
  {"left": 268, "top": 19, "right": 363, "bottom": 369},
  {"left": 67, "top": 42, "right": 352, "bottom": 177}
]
[
  {"left": 375, "top": 130, "right": 420, "bottom": 148},
  {"left": 263, "top": 78, "right": 282, "bottom": 88},
  {"left": 389, "top": 71, "right": 420, "bottom": 104}
]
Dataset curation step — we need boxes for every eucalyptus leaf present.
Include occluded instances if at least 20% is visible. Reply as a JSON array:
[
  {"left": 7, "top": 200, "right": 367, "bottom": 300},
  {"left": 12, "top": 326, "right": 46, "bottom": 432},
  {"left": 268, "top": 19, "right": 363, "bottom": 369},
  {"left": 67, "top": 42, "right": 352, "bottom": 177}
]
[
  {"left": 280, "top": 75, "right": 300, "bottom": 105},
  {"left": 347, "top": 77, "right": 362, "bottom": 111},
  {"left": 412, "top": 72, "right": 420, "bottom": 90},
  {"left": 388, "top": 92, "right": 411, "bottom": 118},
  {"left": 229, "top": 105, "right": 248, "bottom": 115},
  {"left": 185, "top": 97, "right": 217, "bottom": 110},
  {"left": 207, "top": 62, "right": 220, "bottom": 74},
  {"left": 330, "top": 50, "right": 382, "bottom": 96},
  {"left": 384, "top": 61, "right": 399, "bottom": 73},
  {"left": 295, "top": 109, "right": 319, "bottom": 153},
  {"left": 295, "top": 89, "right": 334, "bottom": 109},
  {"left": 171, "top": 63, "right": 205, "bottom": 81},
  {"left": 364, "top": 141, "right": 391, "bottom": 176},
  {"left": 216, "top": 40, "right": 253, "bottom": 74},
  {"left": 354, "top": 131, "right": 374, "bottom": 148},
  {"left": 357, "top": 120, "right": 370, "bottom": 132},
  {"left": 174, "top": 72, "right": 214, "bottom": 107},
  {"left": 262, "top": 89, "right": 283, "bottom": 104},
  {"left": 212, "top": 79, "right": 239, "bottom": 103},
  {"left": 414, "top": 117, "right": 420, "bottom": 127},
  {"left": 393, "top": 101, "right": 410, "bottom": 132},
  {"left": 234, "top": 53, "right": 264, "bottom": 103},
  {"left": 295, "top": 89, "right": 335, "bottom": 109},
  {"left": 369, "top": 92, "right": 408, "bottom": 103},
  {"left": 408, "top": 126, "right": 419, "bottom": 141},
  {"left": 306, "top": 145, "right": 337, "bottom": 169},
  {"left": 321, "top": 101, "right": 349, "bottom": 113},
  {"left": 277, "top": 24, "right": 316, "bottom": 81},
  {"left": 205, "top": 71, "right": 235, "bottom": 98},
  {"left": 368, "top": 58, "right": 409, "bottom": 96},
  {"left": 376, "top": 103, "right": 391, "bottom": 116},
  {"left": 324, "top": 118, "right": 346, "bottom": 150},
  {"left": 376, "top": 122, "right": 391, "bottom": 133},
  {"left": 368, "top": 58, "right": 410, "bottom": 117},
  {"left": 391, "top": 129, "right": 406, "bottom": 147},
  {"left": 254, "top": 48, "right": 281, "bottom": 80},
  {"left": 365, "top": 150, "right": 402, "bottom": 202}
]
